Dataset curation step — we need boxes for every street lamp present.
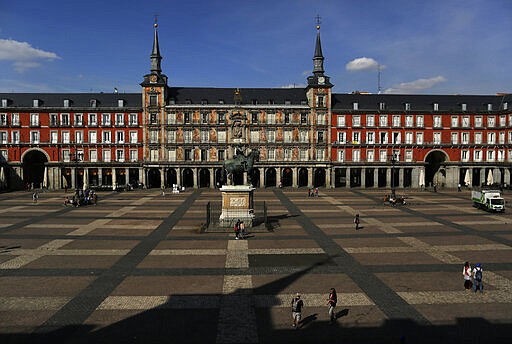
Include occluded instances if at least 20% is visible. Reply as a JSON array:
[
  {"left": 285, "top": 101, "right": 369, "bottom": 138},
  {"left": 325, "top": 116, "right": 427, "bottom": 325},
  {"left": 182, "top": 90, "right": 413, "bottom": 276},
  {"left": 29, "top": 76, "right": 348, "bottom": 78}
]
[
  {"left": 390, "top": 151, "right": 398, "bottom": 199},
  {"left": 71, "top": 151, "right": 83, "bottom": 193}
]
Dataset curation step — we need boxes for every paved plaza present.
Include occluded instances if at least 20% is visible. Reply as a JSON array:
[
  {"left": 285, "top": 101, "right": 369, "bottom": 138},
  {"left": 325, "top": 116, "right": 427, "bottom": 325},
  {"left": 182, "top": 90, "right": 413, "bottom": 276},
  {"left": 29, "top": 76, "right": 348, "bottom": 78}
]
[{"left": 0, "top": 187, "right": 511, "bottom": 343}]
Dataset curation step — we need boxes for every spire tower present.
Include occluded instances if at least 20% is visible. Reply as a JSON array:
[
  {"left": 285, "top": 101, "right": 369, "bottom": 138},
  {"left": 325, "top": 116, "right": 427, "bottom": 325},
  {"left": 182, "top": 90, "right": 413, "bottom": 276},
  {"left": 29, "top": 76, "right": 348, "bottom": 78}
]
[
  {"left": 150, "top": 17, "right": 162, "bottom": 75},
  {"left": 307, "top": 16, "right": 332, "bottom": 88}
]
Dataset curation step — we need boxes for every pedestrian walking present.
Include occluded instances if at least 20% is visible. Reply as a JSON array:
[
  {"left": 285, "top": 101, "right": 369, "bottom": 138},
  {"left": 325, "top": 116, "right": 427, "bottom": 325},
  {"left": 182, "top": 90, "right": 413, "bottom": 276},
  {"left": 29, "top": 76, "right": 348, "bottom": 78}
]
[
  {"left": 463, "top": 261, "right": 473, "bottom": 291},
  {"left": 234, "top": 219, "right": 241, "bottom": 240},
  {"left": 354, "top": 214, "right": 360, "bottom": 230},
  {"left": 239, "top": 221, "right": 246, "bottom": 239},
  {"left": 307, "top": 188, "right": 311, "bottom": 197},
  {"left": 291, "top": 292, "right": 304, "bottom": 329},
  {"left": 32, "top": 192, "right": 38, "bottom": 203},
  {"left": 458, "top": 183, "right": 462, "bottom": 192},
  {"left": 473, "top": 263, "right": 484, "bottom": 293},
  {"left": 327, "top": 288, "right": 337, "bottom": 324}
]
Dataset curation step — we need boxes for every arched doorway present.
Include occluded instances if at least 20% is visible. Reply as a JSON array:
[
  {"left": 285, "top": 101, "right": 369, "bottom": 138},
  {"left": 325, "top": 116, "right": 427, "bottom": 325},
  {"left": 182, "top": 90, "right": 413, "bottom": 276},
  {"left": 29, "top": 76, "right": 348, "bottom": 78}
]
[
  {"left": 250, "top": 168, "right": 260, "bottom": 187},
  {"left": 147, "top": 168, "right": 160, "bottom": 189},
  {"left": 282, "top": 167, "right": 293, "bottom": 187},
  {"left": 167, "top": 169, "right": 177, "bottom": 187},
  {"left": 182, "top": 168, "right": 194, "bottom": 188},
  {"left": 425, "top": 150, "right": 448, "bottom": 187},
  {"left": 265, "top": 168, "right": 276, "bottom": 187},
  {"left": 334, "top": 168, "right": 346, "bottom": 188},
  {"left": 22, "top": 149, "right": 48, "bottom": 188},
  {"left": 199, "top": 168, "right": 210, "bottom": 188},
  {"left": 314, "top": 168, "right": 326, "bottom": 187},
  {"left": 215, "top": 168, "right": 224, "bottom": 188},
  {"left": 298, "top": 168, "right": 308, "bottom": 187},
  {"left": 349, "top": 168, "right": 361, "bottom": 187}
]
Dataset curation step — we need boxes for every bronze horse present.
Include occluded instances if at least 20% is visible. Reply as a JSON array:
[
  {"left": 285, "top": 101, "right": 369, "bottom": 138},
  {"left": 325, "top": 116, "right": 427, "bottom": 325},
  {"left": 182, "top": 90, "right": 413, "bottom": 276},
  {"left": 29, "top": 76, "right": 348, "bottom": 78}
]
[{"left": 223, "top": 150, "right": 260, "bottom": 185}]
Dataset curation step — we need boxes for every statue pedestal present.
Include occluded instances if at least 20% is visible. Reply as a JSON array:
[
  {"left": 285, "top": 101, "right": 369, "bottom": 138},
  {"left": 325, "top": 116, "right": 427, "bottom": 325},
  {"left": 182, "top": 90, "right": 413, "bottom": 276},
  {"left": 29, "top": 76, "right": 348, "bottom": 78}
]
[{"left": 219, "top": 185, "right": 255, "bottom": 228}]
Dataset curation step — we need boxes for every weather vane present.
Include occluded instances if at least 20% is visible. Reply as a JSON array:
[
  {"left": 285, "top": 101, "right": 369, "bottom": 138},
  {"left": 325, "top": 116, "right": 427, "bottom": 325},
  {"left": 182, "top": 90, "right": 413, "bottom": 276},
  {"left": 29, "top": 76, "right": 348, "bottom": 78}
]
[{"left": 315, "top": 14, "right": 322, "bottom": 29}]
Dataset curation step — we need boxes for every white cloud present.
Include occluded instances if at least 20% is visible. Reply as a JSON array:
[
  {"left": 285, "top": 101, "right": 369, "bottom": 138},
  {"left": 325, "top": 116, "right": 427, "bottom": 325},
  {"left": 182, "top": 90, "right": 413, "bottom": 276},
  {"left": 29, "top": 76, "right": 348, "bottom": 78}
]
[
  {"left": 0, "top": 38, "right": 60, "bottom": 72},
  {"left": 384, "top": 76, "right": 447, "bottom": 94},
  {"left": 346, "top": 57, "right": 383, "bottom": 72}
]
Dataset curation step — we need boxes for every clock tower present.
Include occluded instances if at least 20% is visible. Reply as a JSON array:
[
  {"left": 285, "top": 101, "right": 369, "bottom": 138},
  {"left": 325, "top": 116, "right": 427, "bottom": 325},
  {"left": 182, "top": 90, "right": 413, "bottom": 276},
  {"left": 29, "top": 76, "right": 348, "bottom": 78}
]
[{"left": 141, "top": 20, "right": 168, "bottom": 180}]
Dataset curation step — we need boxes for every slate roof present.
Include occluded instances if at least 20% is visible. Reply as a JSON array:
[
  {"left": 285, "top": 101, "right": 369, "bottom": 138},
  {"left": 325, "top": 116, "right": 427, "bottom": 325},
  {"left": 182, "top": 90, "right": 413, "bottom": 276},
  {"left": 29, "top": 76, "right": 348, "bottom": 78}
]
[
  {"left": 167, "top": 87, "right": 308, "bottom": 106},
  {"left": 0, "top": 93, "right": 141, "bottom": 109},
  {"left": 331, "top": 93, "right": 512, "bottom": 113}
]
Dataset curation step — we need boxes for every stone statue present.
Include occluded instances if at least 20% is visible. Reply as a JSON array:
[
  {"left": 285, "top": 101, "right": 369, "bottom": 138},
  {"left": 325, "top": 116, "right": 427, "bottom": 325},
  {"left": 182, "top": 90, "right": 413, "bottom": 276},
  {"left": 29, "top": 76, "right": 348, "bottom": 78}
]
[{"left": 233, "top": 121, "right": 243, "bottom": 139}]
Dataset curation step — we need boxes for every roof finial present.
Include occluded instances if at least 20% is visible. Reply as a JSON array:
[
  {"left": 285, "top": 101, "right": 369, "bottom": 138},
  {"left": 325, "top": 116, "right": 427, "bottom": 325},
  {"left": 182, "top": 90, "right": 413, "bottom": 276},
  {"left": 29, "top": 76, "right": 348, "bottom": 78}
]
[
  {"left": 315, "top": 14, "right": 321, "bottom": 30},
  {"left": 154, "top": 14, "right": 158, "bottom": 28}
]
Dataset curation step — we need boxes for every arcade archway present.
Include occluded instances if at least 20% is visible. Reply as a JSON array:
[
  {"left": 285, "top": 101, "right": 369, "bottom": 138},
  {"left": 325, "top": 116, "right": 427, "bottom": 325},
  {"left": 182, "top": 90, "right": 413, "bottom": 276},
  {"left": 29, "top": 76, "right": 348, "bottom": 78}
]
[
  {"left": 265, "top": 168, "right": 276, "bottom": 187},
  {"left": 282, "top": 167, "right": 293, "bottom": 187},
  {"left": 182, "top": 168, "right": 194, "bottom": 188},
  {"left": 425, "top": 150, "right": 448, "bottom": 187},
  {"left": 147, "top": 168, "right": 160, "bottom": 189},
  {"left": 199, "top": 168, "right": 210, "bottom": 188},
  {"left": 22, "top": 149, "right": 48, "bottom": 188},
  {"left": 167, "top": 169, "right": 177, "bottom": 187},
  {"left": 314, "top": 168, "right": 326, "bottom": 187},
  {"left": 298, "top": 168, "right": 308, "bottom": 187}
]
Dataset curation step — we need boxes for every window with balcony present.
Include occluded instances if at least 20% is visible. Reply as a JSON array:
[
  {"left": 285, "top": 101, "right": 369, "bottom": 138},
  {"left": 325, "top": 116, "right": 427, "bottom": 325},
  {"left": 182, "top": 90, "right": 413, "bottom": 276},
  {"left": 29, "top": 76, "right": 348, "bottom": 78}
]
[
  {"left": 392, "top": 115, "right": 400, "bottom": 127},
  {"left": 392, "top": 132, "right": 401, "bottom": 144},
  {"left": 451, "top": 132, "right": 458, "bottom": 144},
  {"left": 379, "top": 150, "right": 387, "bottom": 162},
  {"left": 218, "top": 150, "right": 225, "bottom": 161},
  {"left": 60, "top": 113, "right": 70, "bottom": 126},
  {"left": 116, "top": 131, "right": 125, "bottom": 143},
  {"left": 405, "top": 150, "right": 413, "bottom": 162},
  {"left": 451, "top": 116, "right": 459, "bottom": 128},
  {"left": 433, "top": 132, "right": 441, "bottom": 144},
  {"left": 498, "top": 150, "right": 505, "bottom": 162},
  {"left": 301, "top": 113, "right": 308, "bottom": 124},
  {"left": 150, "top": 113, "right": 158, "bottom": 125},
  {"left": 150, "top": 149, "right": 158, "bottom": 162},
  {"left": 405, "top": 115, "right": 413, "bottom": 127},
  {"left": 218, "top": 112, "right": 225, "bottom": 123},
  {"left": 337, "top": 115, "right": 346, "bottom": 127},
  {"left": 75, "top": 131, "right": 83, "bottom": 144},
  {"left": 30, "top": 113, "right": 39, "bottom": 126},
  {"left": 168, "top": 149, "right": 175, "bottom": 162},
  {"left": 416, "top": 132, "right": 423, "bottom": 144},
  {"left": 88, "top": 113, "right": 97, "bottom": 126},
  {"left": 90, "top": 150, "right": 97, "bottom": 162},
  {"left": 102, "top": 131, "right": 111, "bottom": 143},
  {"left": 116, "top": 113, "right": 124, "bottom": 126},
  {"left": 316, "top": 149, "right": 325, "bottom": 161},
  {"left": 149, "top": 130, "right": 159, "bottom": 143},
  {"left": 475, "top": 132, "right": 482, "bottom": 144},
  {"left": 367, "top": 132, "right": 375, "bottom": 144},
  {"left": 462, "top": 116, "right": 470, "bottom": 128},
  {"left": 267, "top": 149, "right": 275, "bottom": 161},
  {"left": 337, "top": 150, "right": 344, "bottom": 162},
  {"left": 474, "top": 150, "right": 482, "bottom": 162},
  {"left": 89, "top": 131, "right": 97, "bottom": 144},
  {"left": 49, "top": 113, "right": 58, "bottom": 127},
  {"left": 130, "top": 131, "right": 138, "bottom": 143},
  {"left": 352, "top": 149, "right": 360, "bottom": 162},
  {"left": 352, "top": 132, "right": 360, "bottom": 144},
  {"left": 317, "top": 131, "right": 324, "bottom": 143},
  {"left": 367, "top": 149, "right": 374, "bottom": 162},
  {"left": 366, "top": 115, "right": 375, "bottom": 127},
  {"left": 0, "top": 131, "right": 7, "bottom": 144},
  {"left": 75, "top": 113, "right": 83, "bottom": 126},
  {"left": 62, "top": 131, "right": 70, "bottom": 144},
  {"left": 462, "top": 132, "right": 469, "bottom": 144},
  {"left": 30, "top": 131, "right": 40, "bottom": 144},
  {"left": 337, "top": 132, "right": 346, "bottom": 144},
  {"left": 379, "top": 132, "right": 388, "bottom": 144},
  {"left": 129, "top": 113, "right": 138, "bottom": 126},
  {"left": 487, "top": 150, "right": 495, "bottom": 162},
  {"left": 251, "top": 130, "right": 259, "bottom": 143},
  {"left": 102, "top": 113, "right": 111, "bottom": 126},
  {"left": 202, "top": 113, "right": 209, "bottom": 124},
  {"left": 0, "top": 113, "right": 7, "bottom": 126},
  {"left": 11, "top": 113, "right": 19, "bottom": 126},
  {"left": 379, "top": 115, "right": 387, "bottom": 127},
  {"left": 184, "top": 130, "right": 192, "bottom": 143},
  {"left": 103, "top": 150, "right": 111, "bottom": 162},
  {"left": 317, "top": 113, "right": 325, "bottom": 125},
  {"left": 475, "top": 116, "right": 482, "bottom": 127},
  {"left": 218, "top": 131, "right": 226, "bottom": 143},
  {"left": 487, "top": 132, "right": 496, "bottom": 144},
  {"left": 300, "top": 130, "right": 308, "bottom": 143},
  {"left": 488, "top": 116, "right": 495, "bottom": 128},
  {"left": 284, "top": 130, "right": 292, "bottom": 143},
  {"left": 499, "top": 132, "right": 505, "bottom": 144},
  {"left": 252, "top": 112, "right": 259, "bottom": 123},
  {"left": 433, "top": 116, "right": 442, "bottom": 128},
  {"left": 461, "top": 150, "right": 469, "bottom": 162},
  {"left": 116, "top": 149, "right": 125, "bottom": 162},
  {"left": 300, "top": 149, "right": 308, "bottom": 161},
  {"left": 267, "top": 130, "right": 275, "bottom": 143},
  {"left": 12, "top": 131, "right": 19, "bottom": 144},
  {"left": 267, "top": 113, "right": 276, "bottom": 124},
  {"left": 201, "top": 130, "right": 209, "bottom": 143},
  {"left": 284, "top": 149, "right": 292, "bottom": 161},
  {"left": 500, "top": 115, "right": 506, "bottom": 127},
  {"left": 352, "top": 115, "right": 361, "bottom": 127},
  {"left": 416, "top": 115, "right": 424, "bottom": 127},
  {"left": 405, "top": 132, "right": 413, "bottom": 144}
]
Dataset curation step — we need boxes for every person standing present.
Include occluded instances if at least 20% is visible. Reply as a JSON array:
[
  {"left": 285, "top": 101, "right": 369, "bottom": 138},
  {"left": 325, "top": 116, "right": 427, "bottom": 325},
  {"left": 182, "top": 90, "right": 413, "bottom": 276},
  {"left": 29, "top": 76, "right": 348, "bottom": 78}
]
[
  {"left": 463, "top": 261, "right": 473, "bottom": 291},
  {"left": 239, "top": 221, "right": 245, "bottom": 239},
  {"left": 458, "top": 183, "right": 462, "bottom": 192},
  {"left": 354, "top": 214, "right": 360, "bottom": 230},
  {"left": 291, "top": 292, "right": 304, "bottom": 329},
  {"left": 234, "top": 219, "right": 241, "bottom": 240},
  {"left": 32, "top": 192, "right": 38, "bottom": 203},
  {"left": 473, "top": 263, "right": 484, "bottom": 293},
  {"left": 327, "top": 288, "right": 337, "bottom": 324}
]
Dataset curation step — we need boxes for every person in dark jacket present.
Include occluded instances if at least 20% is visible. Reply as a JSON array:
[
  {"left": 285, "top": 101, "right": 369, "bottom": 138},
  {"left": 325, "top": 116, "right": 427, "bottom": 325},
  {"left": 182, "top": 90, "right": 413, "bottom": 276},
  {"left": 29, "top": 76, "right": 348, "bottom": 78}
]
[{"left": 327, "top": 288, "right": 337, "bottom": 324}]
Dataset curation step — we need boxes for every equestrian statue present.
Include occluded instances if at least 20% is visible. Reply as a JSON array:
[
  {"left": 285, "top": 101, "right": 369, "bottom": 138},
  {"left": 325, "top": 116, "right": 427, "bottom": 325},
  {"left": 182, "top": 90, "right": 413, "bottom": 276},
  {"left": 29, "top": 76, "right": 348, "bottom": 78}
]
[{"left": 223, "top": 149, "right": 260, "bottom": 186}]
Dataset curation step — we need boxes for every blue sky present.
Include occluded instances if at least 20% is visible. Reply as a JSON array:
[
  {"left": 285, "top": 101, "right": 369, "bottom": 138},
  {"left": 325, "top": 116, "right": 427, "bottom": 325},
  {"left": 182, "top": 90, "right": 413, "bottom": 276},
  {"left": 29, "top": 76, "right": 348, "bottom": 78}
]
[{"left": 1, "top": 0, "right": 511, "bottom": 95}]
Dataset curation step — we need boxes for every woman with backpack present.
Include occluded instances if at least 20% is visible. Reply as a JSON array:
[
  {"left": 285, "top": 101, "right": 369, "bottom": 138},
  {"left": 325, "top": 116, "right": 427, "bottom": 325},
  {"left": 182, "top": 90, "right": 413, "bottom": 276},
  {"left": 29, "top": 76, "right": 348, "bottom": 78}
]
[
  {"left": 473, "top": 263, "right": 484, "bottom": 293},
  {"left": 463, "top": 261, "right": 473, "bottom": 290}
]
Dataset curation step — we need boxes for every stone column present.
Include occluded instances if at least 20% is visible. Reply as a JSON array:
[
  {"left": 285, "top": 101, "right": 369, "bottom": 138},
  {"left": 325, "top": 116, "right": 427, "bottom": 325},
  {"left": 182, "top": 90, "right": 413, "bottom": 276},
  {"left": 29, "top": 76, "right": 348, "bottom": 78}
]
[
  {"left": 325, "top": 166, "right": 331, "bottom": 188},
  {"left": 137, "top": 167, "right": 143, "bottom": 186},
  {"left": 259, "top": 168, "right": 265, "bottom": 188},
  {"left": 210, "top": 168, "right": 215, "bottom": 188},
  {"left": 361, "top": 168, "right": 366, "bottom": 188},
  {"left": 160, "top": 168, "right": 165, "bottom": 188},
  {"left": 495, "top": 168, "right": 501, "bottom": 185},
  {"left": 307, "top": 167, "right": 313, "bottom": 187},
  {"left": 176, "top": 167, "right": 182, "bottom": 187},
  {"left": 125, "top": 168, "right": 129, "bottom": 185},
  {"left": 386, "top": 167, "right": 391, "bottom": 187},
  {"left": 398, "top": 168, "right": 404, "bottom": 188},
  {"left": 331, "top": 168, "right": 336, "bottom": 188},
  {"left": 71, "top": 168, "right": 76, "bottom": 189},
  {"left": 292, "top": 167, "right": 298, "bottom": 188},
  {"left": 374, "top": 168, "right": 379, "bottom": 188},
  {"left": 411, "top": 167, "right": 419, "bottom": 189},
  {"left": 98, "top": 168, "right": 103, "bottom": 186},
  {"left": 243, "top": 171, "right": 248, "bottom": 185},
  {"left": 504, "top": 168, "right": 511, "bottom": 187},
  {"left": 193, "top": 168, "right": 198, "bottom": 188},
  {"left": 277, "top": 167, "right": 282, "bottom": 187},
  {"left": 480, "top": 167, "right": 485, "bottom": 186},
  {"left": 112, "top": 168, "right": 116, "bottom": 190},
  {"left": 346, "top": 167, "right": 351, "bottom": 188}
]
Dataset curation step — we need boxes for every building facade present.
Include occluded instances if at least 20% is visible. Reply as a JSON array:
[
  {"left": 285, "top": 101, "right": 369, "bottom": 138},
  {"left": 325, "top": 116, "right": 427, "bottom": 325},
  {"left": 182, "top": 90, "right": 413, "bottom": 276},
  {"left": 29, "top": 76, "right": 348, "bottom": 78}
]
[{"left": 0, "top": 24, "right": 511, "bottom": 191}]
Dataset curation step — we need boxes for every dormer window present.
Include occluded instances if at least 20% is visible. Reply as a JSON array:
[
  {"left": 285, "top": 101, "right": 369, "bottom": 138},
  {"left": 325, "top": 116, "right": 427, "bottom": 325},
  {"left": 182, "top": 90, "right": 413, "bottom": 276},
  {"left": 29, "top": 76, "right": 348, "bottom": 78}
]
[
  {"left": 285, "top": 100, "right": 291, "bottom": 105},
  {"left": 219, "top": 99, "right": 225, "bottom": 104},
  {"left": 201, "top": 99, "right": 208, "bottom": 105},
  {"left": 503, "top": 102, "right": 508, "bottom": 110},
  {"left": 433, "top": 103, "right": 439, "bottom": 111},
  {"left": 185, "top": 99, "right": 192, "bottom": 105},
  {"left": 252, "top": 99, "right": 258, "bottom": 105},
  {"left": 353, "top": 102, "right": 359, "bottom": 110},
  {"left": 1, "top": 99, "right": 7, "bottom": 107},
  {"left": 64, "top": 99, "right": 70, "bottom": 108},
  {"left": 33, "top": 99, "right": 40, "bottom": 107},
  {"left": 405, "top": 103, "right": 411, "bottom": 111},
  {"left": 267, "top": 99, "right": 274, "bottom": 105},
  {"left": 379, "top": 102, "right": 386, "bottom": 111},
  {"left": 118, "top": 99, "right": 124, "bottom": 107},
  {"left": 90, "top": 99, "right": 97, "bottom": 108},
  {"left": 461, "top": 103, "right": 467, "bottom": 111},
  {"left": 487, "top": 103, "right": 493, "bottom": 111}
]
